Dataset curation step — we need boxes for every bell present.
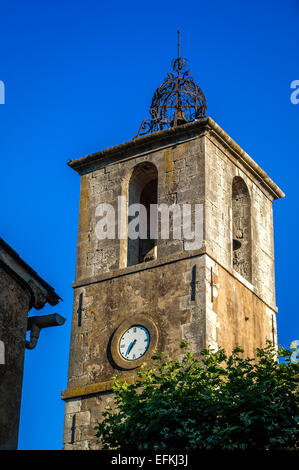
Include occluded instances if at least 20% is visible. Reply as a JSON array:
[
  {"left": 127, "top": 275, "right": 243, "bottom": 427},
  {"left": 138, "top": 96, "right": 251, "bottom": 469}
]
[
  {"left": 233, "top": 238, "right": 242, "bottom": 251},
  {"left": 171, "top": 107, "right": 187, "bottom": 127}
]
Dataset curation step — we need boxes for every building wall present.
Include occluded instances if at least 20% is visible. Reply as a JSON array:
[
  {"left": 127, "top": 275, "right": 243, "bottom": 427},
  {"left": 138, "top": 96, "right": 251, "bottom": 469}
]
[
  {"left": 205, "top": 256, "right": 276, "bottom": 357},
  {"left": 0, "top": 266, "right": 31, "bottom": 450},
  {"left": 204, "top": 134, "right": 276, "bottom": 309}
]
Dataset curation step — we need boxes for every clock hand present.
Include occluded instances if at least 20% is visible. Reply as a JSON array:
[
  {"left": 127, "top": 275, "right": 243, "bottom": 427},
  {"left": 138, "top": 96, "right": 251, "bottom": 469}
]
[
  {"left": 126, "top": 339, "right": 137, "bottom": 357},
  {"left": 125, "top": 342, "right": 132, "bottom": 357}
]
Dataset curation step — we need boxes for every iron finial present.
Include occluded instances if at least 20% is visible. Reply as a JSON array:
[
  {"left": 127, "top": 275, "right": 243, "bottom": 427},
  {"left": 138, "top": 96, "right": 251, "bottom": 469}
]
[{"left": 135, "top": 31, "right": 207, "bottom": 138}]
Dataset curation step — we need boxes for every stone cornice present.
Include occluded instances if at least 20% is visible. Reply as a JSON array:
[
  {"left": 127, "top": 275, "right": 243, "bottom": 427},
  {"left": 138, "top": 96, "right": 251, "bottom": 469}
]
[
  {"left": 68, "top": 117, "right": 284, "bottom": 200},
  {"left": 205, "top": 119, "right": 285, "bottom": 200}
]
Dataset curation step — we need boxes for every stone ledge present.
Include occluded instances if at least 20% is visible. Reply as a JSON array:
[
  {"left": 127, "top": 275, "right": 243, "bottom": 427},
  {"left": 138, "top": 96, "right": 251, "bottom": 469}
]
[
  {"left": 61, "top": 377, "right": 135, "bottom": 401},
  {"left": 72, "top": 247, "right": 206, "bottom": 288},
  {"left": 72, "top": 248, "right": 278, "bottom": 313}
]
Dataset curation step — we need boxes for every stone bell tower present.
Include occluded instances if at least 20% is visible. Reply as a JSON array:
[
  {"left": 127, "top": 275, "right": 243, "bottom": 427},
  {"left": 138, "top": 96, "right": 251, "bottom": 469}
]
[{"left": 62, "top": 36, "right": 284, "bottom": 449}]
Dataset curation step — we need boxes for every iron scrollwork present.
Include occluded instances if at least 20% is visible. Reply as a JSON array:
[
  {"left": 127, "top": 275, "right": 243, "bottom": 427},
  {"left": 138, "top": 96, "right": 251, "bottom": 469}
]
[{"left": 135, "top": 42, "right": 207, "bottom": 138}]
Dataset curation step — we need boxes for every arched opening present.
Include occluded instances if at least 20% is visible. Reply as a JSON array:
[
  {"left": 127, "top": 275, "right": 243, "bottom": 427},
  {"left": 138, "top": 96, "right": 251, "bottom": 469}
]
[
  {"left": 127, "top": 162, "right": 158, "bottom": 267},
  {"left": 232, "top": 176, "right": 252, "bottom": 282}
]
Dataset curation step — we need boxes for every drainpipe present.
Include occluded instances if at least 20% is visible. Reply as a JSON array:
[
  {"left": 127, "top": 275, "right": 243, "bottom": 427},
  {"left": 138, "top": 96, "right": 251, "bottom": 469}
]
[{"left": 26, "top": 313, "right": 66, "bottom": 350}]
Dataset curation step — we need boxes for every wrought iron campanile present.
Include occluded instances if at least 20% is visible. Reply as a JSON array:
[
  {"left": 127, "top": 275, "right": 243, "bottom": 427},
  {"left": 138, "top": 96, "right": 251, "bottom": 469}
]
[{"left": 135, "top": 31, "right": 207, "bottom": 138}]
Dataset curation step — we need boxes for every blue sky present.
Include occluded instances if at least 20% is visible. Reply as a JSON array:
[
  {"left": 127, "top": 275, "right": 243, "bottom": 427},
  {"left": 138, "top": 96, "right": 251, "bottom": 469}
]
[{"left": 0, "top": 0, "right": 298, "bottom": 450}]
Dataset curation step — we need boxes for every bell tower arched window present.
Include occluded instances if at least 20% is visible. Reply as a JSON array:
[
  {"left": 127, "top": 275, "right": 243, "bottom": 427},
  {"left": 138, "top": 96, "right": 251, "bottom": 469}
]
[
  {"left": 127, "top": 162, "right": 158, "bottom": 267},
  {"left": 232, "top": 176, "right": 252, "bottom": 282}
]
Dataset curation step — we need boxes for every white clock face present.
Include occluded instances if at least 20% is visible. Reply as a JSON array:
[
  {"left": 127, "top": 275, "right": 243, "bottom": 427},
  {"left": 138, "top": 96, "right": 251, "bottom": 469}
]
[{"left": 119, "top": 325, "right": 150, "bottom": 361}]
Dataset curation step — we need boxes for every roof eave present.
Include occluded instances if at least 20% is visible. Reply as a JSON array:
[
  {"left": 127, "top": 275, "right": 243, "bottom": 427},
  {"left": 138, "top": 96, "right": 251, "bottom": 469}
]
[{"left": 68, "top": 117, "right": 285, "bottom": 200}]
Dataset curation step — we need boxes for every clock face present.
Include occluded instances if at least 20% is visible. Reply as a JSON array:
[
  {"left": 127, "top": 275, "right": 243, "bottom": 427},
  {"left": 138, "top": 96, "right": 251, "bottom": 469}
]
[
  {"left": 111, "top": 315, "right": 158, "bottom": 369},
  {"left": 119, "top": 325, "right": 150, "bottom": 361}
]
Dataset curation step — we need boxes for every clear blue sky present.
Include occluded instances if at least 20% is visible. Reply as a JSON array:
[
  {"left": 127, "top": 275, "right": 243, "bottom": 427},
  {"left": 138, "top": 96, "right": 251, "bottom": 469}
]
[{"left": 0, "top": 0, "right": 298, "bottom": 450}]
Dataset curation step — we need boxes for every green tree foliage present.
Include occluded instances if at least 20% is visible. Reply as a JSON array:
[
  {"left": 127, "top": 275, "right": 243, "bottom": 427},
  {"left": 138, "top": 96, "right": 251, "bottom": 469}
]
[{"left": 95, "top": 341, "right": 299, "bottom": 450}]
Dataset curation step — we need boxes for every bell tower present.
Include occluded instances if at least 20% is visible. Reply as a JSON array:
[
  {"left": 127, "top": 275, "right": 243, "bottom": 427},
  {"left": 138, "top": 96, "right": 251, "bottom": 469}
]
[{"left": 62, "top": 34, "right": 284, "bottom": 450}]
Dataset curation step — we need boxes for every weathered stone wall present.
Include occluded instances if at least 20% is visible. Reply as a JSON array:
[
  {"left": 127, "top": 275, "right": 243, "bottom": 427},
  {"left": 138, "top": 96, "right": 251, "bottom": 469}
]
[
  {"left": 204, "top": 134, "right": 276, "bottom": 309},
  {"left": 75, "top": 137, "right": 205, "bottom": 281},
  {"left": 205, "top": 256, "right": 276, "bottom": 357},
  {"left": 63, "top": 393, "right": 114, "bottom": 450},
  {"left": 63, "top": 254, "right": 206, "bottom": 449},
  {"left": 67, "top": 255, "right": 206, "bottom": 391},
  {"left": 64, "top": 122, "right": 281, "bottom": 449},
  {"left": 0, "top": 266, "right": 31, "bottom": 450},
  {"left": 63, "top": 253, "right": 276, "bottom": 449}
]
